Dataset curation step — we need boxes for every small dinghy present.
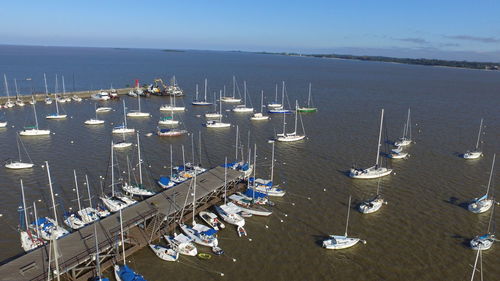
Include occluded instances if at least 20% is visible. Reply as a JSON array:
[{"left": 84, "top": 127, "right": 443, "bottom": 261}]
[
  {"left": 212, "top": 246, "right": 224, "bottom": 255},
  {"left": 149, "top": 244, "right": 179, "bottom": 262},
  {"left": 237, "top": 226, "right": 247, "bottom": 237}
]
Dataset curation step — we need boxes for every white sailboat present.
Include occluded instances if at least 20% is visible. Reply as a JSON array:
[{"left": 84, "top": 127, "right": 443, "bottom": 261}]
[
  {"left": 358, "top": 179, "right": 386, "bottom": 214},
  {"left": 297, "top": 83, "right": 318, "bottom": 113},
  {"left": 63, "top": 171, "right": 90, "bottom": 230},
  {"left": 276, "top": 100, "right": 305, "bottom": 142},
  {"left": 3, "top": 74, "right": 15, "bottom": 108},
  {"left": 268, "top": 81, "right": 292, "bottom": 114},
  {"left": 46, "top": 76, "right": 68, "bottom": 119},
  {"left": 19, "top": 180, "right": 45, "bottom": 252},
  {"left": 19, "top": 96, "right": 51, "bottom": 136},
  {"left": 214, "top": 158, "right": 246, "bottom": 227},
  {"left": 85, "top": 104, "right": 105, "bottom": 125},
  {"left": 160, "top": 90, "right": 185, "bottom": 111},
  {"left": 77, "top": 174, "right": 101, "bottom": 223},
  {"left": 192, "top": 79, "right": 212, "bottom": 106},
  {"left": 250, "top": 142, "right": 286, "bottom": 197},
  {"left": 43, "top": 73, "right": 52, "bottom": 105},
  {"left": 112, "top": 100, "right": 135, "bottom": 134},
  {"left": 221, "top": 76, "right": 242, "bottom": 103},
  {"left": 463, "top": 118, "right": 484, "bottom": 159},
  {"left": 164, "top": 233, "right": 198, "bottom": 256},
  {"left": 149, "top": 244, "right": 179, "bottom": 262},
  {"left": 468, "top": 154, "right": 496, "bottom": 214},
  {"left": 206, "top": 92, "right": 231, "bottom": 128},
  {"left": 394, "top": 108, "right": 412, "bottom": 146},
  {"left": 323, "top": 196, "right": 365, "bottom": 249},
  {"left": 267, "top": 83, "right": 282, "bottom": 109},
  {"left": 14, "top": 78, "right": 25, "bottom": 107},
  {"left": 251, "top": 90, "right": 269, "bottom": 120},
  {"left": 96, "top": 106, "right": 112, "bottom": 113},
  {"left": 205, "top": 92, "right": 223, "bottom": 118},
  {"left": 127, "top": 93, "right": 150, "bottom": 117},
  {"left": 232, "top": 81, "right": 253, "bottom": 112},
  {"left": 470, "top": 200, "right": 496, "bottom": 251},
  {"left": 350, "top": 109, "right": 392, "bottom": 179},
  {"left": 5, "top": 134, "right": 34, "bottom": 169},
  {"left": 122, "top": 133, "right": 156, "bottom": 196}
]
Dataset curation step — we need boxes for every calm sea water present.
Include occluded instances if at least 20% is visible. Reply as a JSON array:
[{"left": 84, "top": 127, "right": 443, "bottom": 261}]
[{"left": 0, "top": 45, "right": 499, "bottom": 280}]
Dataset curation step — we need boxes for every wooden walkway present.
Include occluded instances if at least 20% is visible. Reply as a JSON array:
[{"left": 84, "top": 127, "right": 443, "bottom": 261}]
[{"left": 0, "top": 166, "right": 243, "bottom": 281}]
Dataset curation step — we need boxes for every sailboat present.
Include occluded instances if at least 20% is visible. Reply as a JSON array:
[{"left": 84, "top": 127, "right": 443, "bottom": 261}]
[
  {"left": 43, "top": 73, "right": 53, "bottom": 105},
  {"left": 158, "top": 109, "right": 180, "bottom": 125},
  {"left": 3, "top": 74, "right": 15, "bottom": 108},
  {"left": 46, "top": 76, "right": 68, "bottom": 119},
  {"left": 275, "top": 101, "right": 306, "bottom": 142},
  {"left": 394, "top": 108, "right": 412, "bottom": 146},
  {"left": 164, "top": 233, "right": 198, "bottom": 256},
  {"left": 358, "top": 179, "right": 386, "bottom": 214},
  {"left": 350, "top": 109, "right": 393, "bottom": 179},
  {"left": 64, "top": 171, "right": 90, "bottom": 230},
  {"left": 221, "top": 76, "right": 242, "bottom": 103},
  {"left": 77, "top": 174, "right": 101, "bottom": 223},
  {"left": 19, "top": 96, "right": 51, "bottom": 136},
  {"left": 180, "top": 174, "right": 219, "bottom": 247},
  {"left": 214, "top": 158, "right": 246, "bottom": 227},
  {"left": 268, "top": 81, "right": 292, "bottom": 114},
  {"left": 34, "top": 162, "right": 70, "bottom": 240},
  {"left": 249, "top": 142, "right": 285, "bottom": 197},
  {"left": 14, "top": 78, "right": 25, "bottom": 107},
  {"left": 199, "top": 211, "right": 225, "bottom": 230},
  {"left": 160, "top": 90, "right": 185, "bottom": 111},
  {"left": 149, "top": 244, "right": 179, "bottom": 262},
  {"left": 470, "top": 199, "right": 496, "bottom": 251},
  {"left": 297, "top": 83, "right": 317, "bottom": 112},
  {"left": 251, "top": 90, "right": 269, "bottom": 120},
  {"left": 267, "top": 84, "right": 282, "bottom": 109},
  {"left": 114, "top": 209, "right": 147, "bottom": 281},
  {"left": 85, "top": 103, "right": 105, "bottom": 125},
  {"left": 0, "top": 114, "right": 6, "bottom": 127},
  {"left": 126, "top": 93, "right": 150, "bottom": 117},
  {"left": 122, "top": 133, "right": 156, "bottom": 196},
  {"left": 463, "top": 118, "right": 484, "bottom": 159},
  {"left": 223, "top": 126, "right": 253, "bottom": 177},
  {"left": 5, "top": 134, "right": 34, "bottom": 169},
  {"left": 19, "top": 180, "right": 45, "bottom": 252},
  {"left": 232, "top": 81, "right": 254, "bottom": 112},
  {"left": 112, "top": 100, "right": 135, "bottom": 134},
  {"left": 206, "top": 92, "right": 231, "bottom": 128},
  {"left": 205, "top": 92, "right": 223, "bottom": 118},
  {"left": 157, "top": 145, "right": 176, "bottom": 189},
  {"left": 323, "top": 196, "right": 365, "bottom": 249},
  {"left": 192, "top": 79, "right": 212, "bottom": 106},
  {"left": 468, "top": 154, "right": 496, "bottom": 214}
]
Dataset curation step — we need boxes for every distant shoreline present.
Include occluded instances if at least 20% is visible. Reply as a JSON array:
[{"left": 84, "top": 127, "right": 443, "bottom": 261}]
[{"left": 253, "top": 51, "right": 500, "bottom": 71}]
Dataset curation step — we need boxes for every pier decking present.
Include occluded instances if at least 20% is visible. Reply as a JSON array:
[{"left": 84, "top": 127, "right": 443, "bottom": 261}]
[{"left": 0, "top": 166, "right": 244, "bottom": 281}]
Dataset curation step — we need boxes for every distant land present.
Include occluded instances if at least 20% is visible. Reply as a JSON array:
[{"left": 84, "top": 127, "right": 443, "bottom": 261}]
[{"left": 254, "top": 51, "right": 500, "bottom": 71}]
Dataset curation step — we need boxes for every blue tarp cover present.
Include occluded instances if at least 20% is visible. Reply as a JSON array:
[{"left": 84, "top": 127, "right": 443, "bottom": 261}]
[
  {"left": 201, "top": 228, "right": 217, "bottom": 236},
  {"left": 117, "top": 265, "right": 147, "bottom": 281}
]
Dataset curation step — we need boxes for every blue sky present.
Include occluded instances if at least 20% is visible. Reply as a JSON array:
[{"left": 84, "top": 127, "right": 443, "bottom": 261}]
[{"left": 1, "top": 0, "right": 500, "bottom": 61}]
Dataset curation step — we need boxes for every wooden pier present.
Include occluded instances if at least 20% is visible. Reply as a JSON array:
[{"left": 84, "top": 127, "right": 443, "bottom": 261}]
[{"left": 0, "top": 166, "right": 244, "bottom": 281}]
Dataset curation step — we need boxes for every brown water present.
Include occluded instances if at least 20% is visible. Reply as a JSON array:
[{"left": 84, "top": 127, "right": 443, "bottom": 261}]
[{"left": 0, "top": 46, "right": 499, "bottom": 280}]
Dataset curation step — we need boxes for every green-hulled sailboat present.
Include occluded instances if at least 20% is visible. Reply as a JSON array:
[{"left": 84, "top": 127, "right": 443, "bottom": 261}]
[{"left": 297, "top": 83, "right": 317, "bottom": 113}]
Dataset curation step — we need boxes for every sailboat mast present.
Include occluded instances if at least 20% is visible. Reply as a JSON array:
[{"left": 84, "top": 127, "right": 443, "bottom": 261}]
[
  {"left": 406, "top": 108, "right": 411, "bottom": 140},
  {"left": 85, "top": 174, "right": 93, "bottom": 209},
  {"left": 192, "top": 173, "right": 197, "bottom": 223},
  {"left": 282, "top": 111, "right": 286, "bottom": 135},
  {"left": 33, "top": 202, "right": 39, "bottom": 236},
  {"left": 138, "top": 92, "right": 141, "bottom": 112},
  {"left": 219, "top": 92, "right": 223, "bottom": 122},
  {"left": 475, "top": 118, "right": 483, "bottom": 150},
  {"left": 20, "top": 179, "right": 29, "bottom": 232},
  {"left": 235, "top": 125, "right": 239, "bottom": 161},
  {"left": 195, "top": 84, "right": 199, "bottom": 100},
  {"left": 44, "top": 73, "right": 49, "bottom": 96},
  {"left": 232, "top": 76, "right": 236, "bottom": 98},
  {"left": 14, "top": 78, "right": 19, "bottom": 100},
  {"left": 137, "top": 133, "right": 142, "bottom": 185},
  {"left": 122, "top": 100, "right": 128, "bottom": 128},
  {"left": 46, "top": 161, "right": 59, "bottom": 225},
  {"left": 55, "top": 75, "right": 59, "bottom": 115},
  {"left": 281, "top": 81, "right": 285, "bottom": 105},
  {"left": 111, "top": 141, "right": 115, "bottom": 197},
  {"left": 344, "top": 196, "right": 352, "bottom": 237},
  {"left": 62, "top": 76, "right": 66, "bottom": 97},
  {"left": 307, "top": 83, "right": 312, "bottom": 107},
  {"left": 375, "top": 109, "right": 384, "bottom": 166},
  {"left": 119, "top": 209, "right": 126, "bottom": 264},
  {"left": 485, "top": 154, "right": 495, "bottom": 198},
  {"left": 294, "top": 100, "right": 298, "bottom": 133},
  {"left": 191, "top": 133, "right": 195, "bottom": 165},
  {"left": 260, "top": 90, "right": 264, "bottom": 113},
  {"left": 275, "top": 84, "right": 278, "bottom": 103},
  {"left": 224, "top": 157, "right": 227, "bottom": 204},
  {"left": 16, "top": 135, "right": 22, "bottom": 162},
  {"left": 3, "top": 74, "right": 10, "bottom": 100},
  {"left": 182, "top": 145, "right": 185, "bottom": 168},
  {"left": 73, "top": 170, "right": 82, "bottom": 213},
  {"left": 243, "top": 81, "right": 247, "bottom": 106},
  {"left": 270, "top": 142, "right": 275, "bottom": 184},
  {"left": 33, "top": 97, "right": 40, "bottom": 130},
  {"left": 204, "top": 78, "right": 207, "bottom": 101}
]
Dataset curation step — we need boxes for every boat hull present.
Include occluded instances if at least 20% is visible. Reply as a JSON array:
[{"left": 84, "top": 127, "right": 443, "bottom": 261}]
[{"left": 19, "top": 129, "right": 51, "bottom": 136}]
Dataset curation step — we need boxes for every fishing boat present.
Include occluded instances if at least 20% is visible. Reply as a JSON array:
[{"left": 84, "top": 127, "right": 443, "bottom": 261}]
[
  {"left": 394, "top": 108, "right": 412, "bottom": 146},
  {"left": 268, "top": 82, "right": 292, "bottom": 114},
  {"left": 206, "top": 92, "right": 231, "bottom": 128},
  {"left": 463, "top": 118, "right": 484, "bottom": 159},
  {"left": 164, "top": 233, "right": 198, "bottom": 256},
  {"left": 323, "top": 196, "right": 365, "bottom": 249},
  {"left": 267, "top": 84, "right": 282, "bottom": 109},
  {"left": 3, "top": 74, "right": 15, "bottom": 108},
  {"left": 221, "top": 76, "right": 242, "bottom": 103},
  {"left": 5, "top": 134, "right": 35, "bottom": 169},
  {"left": 157, "top": 128, "right": 188, "bottom": 137},
  {"left": 91, "top": 90, "right": 111, "bottom": 101},
  {"left": 232, "top": 81, "right": 253, "bottom": 112},
  {"left": 46, "top": 76, "right": 68, "bottom": 119},
  {"left": 275, "top": 101, "right": 306, "bottom": 142},
  {"left": 468, "top": 154, "right": 496, "bottom": 214},
  {"left": 126, "top": 93, "right": 150, "bottom": 117},
  {"left": 112, "top": 101, "right": 135, "bottom": 134},
  {"left": 199, "top": 211, "right": 225, "bottom": 230},
  {"left": 85, "top": 104, "right": 105, "bottom": 125},
  {"left": 19, "top": 180, "right": 45, "bottom": 252},
  {"left": 251, "top": 90, "right": 269, "bottom": 120},
  {"left": 350, "top": 109, "right": 392, "bottom": 179},
  {"left": 160, "top": 92, "right": 185, "bottom": 111},
  {"left": 358, "top": 179, "right": 386, "bottom": 214},
  {"left": 192, "top": 79, "right": 213, "bottom": 106},
  {"left": 19, "top": 96, "right": 51, "bottom": 136},
  {"left": 122, "top": 134, "right": 156, "bottom": 196},
  {"left": 297, "top": 83, "right": 317, "bottom": 112},
  {"left": 149, "top": 244, "right": 179, "bottom": 262},
  {"left": 114, "top": 209, "right": 147, "bottom": 281}
]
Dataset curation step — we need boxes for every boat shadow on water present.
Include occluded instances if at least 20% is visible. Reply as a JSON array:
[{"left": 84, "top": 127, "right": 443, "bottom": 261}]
[{"left": 442, "top": 196, "right": 472, "bottom": 211}]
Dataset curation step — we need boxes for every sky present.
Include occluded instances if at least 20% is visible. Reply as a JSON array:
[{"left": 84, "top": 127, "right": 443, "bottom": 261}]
[{"left": 1, "top": 0, "right": 500, "bottom": 61}]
